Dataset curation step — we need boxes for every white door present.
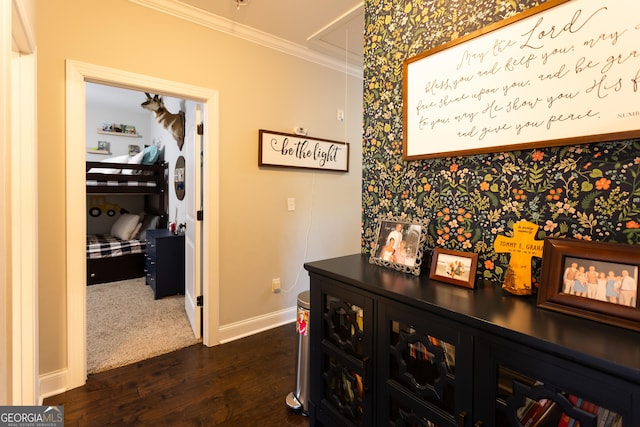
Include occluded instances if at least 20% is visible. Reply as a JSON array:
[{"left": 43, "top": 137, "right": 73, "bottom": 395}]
[{"left": 184, "top": 103, "right": 203, "bottom": 338}]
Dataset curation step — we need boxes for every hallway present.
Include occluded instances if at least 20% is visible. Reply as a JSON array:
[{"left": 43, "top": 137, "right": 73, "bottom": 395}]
[{"left": 44, "top": 324, "right": 309, "bottom": 426}]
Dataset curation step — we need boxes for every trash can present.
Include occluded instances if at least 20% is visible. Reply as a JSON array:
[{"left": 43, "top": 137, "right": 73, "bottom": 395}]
[{"left": 286, "top": 290, "right": 310, "bottom": 415}]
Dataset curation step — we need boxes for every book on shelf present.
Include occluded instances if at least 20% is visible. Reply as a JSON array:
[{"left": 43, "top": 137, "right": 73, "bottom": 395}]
[{"left": 531, "top": 401, "right": 563, "bottom": 427}]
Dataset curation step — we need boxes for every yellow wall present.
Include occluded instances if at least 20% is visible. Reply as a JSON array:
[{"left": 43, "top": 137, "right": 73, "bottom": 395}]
[{"left": 36, "top": 0, "right": 362, "bottom": 375}]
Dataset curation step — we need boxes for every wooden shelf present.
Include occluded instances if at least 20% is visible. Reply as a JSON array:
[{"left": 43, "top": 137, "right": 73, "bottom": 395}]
[
  {"left": 86, "top": 149, "right": 112, "bottom": 155},
  {"left": 97, "top": 129, "right": 142, "bottom": 138}
]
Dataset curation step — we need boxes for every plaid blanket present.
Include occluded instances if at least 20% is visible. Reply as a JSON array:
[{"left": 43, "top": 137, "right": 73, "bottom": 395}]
[
  {"left": 86, "top": 234, "right": 146, "bottom": 259},
  {"left": 86, "top": 180, "right": 157, "bottom": 188}
]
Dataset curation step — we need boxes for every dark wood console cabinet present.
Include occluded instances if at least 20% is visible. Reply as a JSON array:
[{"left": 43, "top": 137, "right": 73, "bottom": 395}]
[
  {"left": 305, "top": 254, "right": 640, "bottom": 427},
  {"left": 144, "top": 229, "right": 185, "bottom": 299}
]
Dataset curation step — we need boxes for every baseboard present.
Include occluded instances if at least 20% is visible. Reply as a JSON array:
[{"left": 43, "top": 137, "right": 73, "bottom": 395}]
[
  {"left": 39, "top": 368, "right": 68, "bottom": 401},
  {"left": 39, "top": 306, "right": 297, "bottom": 401},
  {"left": 218, "top": 306, "right": 297, "bottom": 344}
]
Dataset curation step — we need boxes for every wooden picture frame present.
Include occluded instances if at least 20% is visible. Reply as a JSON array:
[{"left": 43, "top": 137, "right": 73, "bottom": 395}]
[
  {"left": 369, "top": 216, "right": 429, "bottom": 276},
  {"left": 402, "top": 0, "right": 640, "bottom": 160},
  {"left": 258, "top": 129, "right": 349, "bottom": 172},
  {"left": 429, "top": 248, "right": 478, "bottom": 289},
  {"left": 538, "top": 238, "right": 640, "bottom": 332}
]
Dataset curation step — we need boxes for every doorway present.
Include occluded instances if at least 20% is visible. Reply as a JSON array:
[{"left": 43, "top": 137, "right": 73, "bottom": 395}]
[
  {"left": 66, "top": 60, "right": 220, "bottom": 389},
  {"left": 84, "top": 82, "right": 199, "bottom": 373}
]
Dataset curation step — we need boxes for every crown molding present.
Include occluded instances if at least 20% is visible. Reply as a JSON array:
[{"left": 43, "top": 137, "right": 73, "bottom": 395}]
[{"left": 129, "top": 0, "right": 363, "bottom": 79}]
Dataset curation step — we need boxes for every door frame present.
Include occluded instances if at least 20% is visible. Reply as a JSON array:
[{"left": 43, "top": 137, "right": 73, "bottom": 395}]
[
  {"left": 65, "top": 60, "right": 220, "bottom": 389},
  {"left": 5, "top": 0, "right": 38, "bottom": 404}
]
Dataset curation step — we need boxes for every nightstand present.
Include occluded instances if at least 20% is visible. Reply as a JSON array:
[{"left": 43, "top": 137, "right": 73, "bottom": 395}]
[{"left": 144, "top": 229, "right": 185, "bottom": 299}]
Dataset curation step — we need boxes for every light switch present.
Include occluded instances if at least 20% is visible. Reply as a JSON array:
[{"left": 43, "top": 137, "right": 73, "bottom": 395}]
[{"left": 287, "top": 197, "right": 295, "bottom": 211}]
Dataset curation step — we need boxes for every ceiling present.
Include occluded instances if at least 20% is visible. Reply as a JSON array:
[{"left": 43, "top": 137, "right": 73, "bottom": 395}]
[
  {"left": 131, "top": 0, "right": 364, "bottom": 71},
  {"left": 88, "top": 1, "right": 365, "bottom": 109}
]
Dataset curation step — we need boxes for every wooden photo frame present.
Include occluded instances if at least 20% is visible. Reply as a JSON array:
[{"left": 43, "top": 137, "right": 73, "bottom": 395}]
[
  {"left": 429, "top": 248, "right": 478, "bottom": 289},
  {"left": 538, "top": 238, "right": 640, "bottom": 332},
  {"left": 369, "top": 216, "right": 429, "bottom": 276}
]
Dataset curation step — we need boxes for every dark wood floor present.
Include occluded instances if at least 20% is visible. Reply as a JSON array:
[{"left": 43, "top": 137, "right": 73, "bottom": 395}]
[{"left": 44, "top": 323, "right": 310, "bottom": 427}]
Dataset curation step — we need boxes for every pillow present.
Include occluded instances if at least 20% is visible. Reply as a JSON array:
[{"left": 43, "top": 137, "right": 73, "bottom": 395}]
[
  {"left": 89, "top": 154, "right": 130, "bottom": 174},
  {"left": 129, "top": 150, "right": 144, "bottom": 164},
  {"left": 141, "top": 145, "right": 159, "bottom": 165},
  {"left": 128, "top": 222, "right": 143, "bottom": 240},
  {"left": 122, "top": 151, "right": 144, "bottom": 175},
  {"left": 137, "top": 215, "right": 160, "bottom": 240},
  {"left": 110, "top": 213, "right": 141, "bottom": 240}
]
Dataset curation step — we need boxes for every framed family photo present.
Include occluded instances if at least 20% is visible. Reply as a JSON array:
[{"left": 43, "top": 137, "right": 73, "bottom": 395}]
[
  {"left": 429, "top": 248, "right": 478, "bottom": 289},
  {"left": 538, "top": 238, "right": 640, "bottom": 332},
  {"left": 370, "top": 216, "right": 429, "bottom": 276}
]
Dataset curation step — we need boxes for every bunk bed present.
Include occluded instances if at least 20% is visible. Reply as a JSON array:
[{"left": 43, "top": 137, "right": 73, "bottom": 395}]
[{"left": 86, "top": 160, "right": 168, "bottom": 285}]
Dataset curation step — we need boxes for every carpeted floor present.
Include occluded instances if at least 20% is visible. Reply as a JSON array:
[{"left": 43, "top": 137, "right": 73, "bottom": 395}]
[{"left": 87, "top": 278, "right": 201, "bottom": 374}]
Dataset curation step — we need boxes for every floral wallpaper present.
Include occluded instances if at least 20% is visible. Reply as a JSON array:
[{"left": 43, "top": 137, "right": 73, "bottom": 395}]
[{"left": 361, "top": 0, "right": 640, "bottom": 285}]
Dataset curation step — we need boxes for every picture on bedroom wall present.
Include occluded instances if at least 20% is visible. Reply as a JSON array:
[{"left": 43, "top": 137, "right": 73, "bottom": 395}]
[
  {"left": 98, "top": 141, "right": 110, "bottom": 152},
  {"left": 128, "top": 144, "right": 141, "bottom": 155}
]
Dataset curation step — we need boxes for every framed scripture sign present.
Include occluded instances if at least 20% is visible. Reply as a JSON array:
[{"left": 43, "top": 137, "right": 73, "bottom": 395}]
[
  {"left": 402, "top": 0, "right": 640, "bottom": 160},
  {"left": 258, "top": 129, "right": 349, "bottom": 172}
]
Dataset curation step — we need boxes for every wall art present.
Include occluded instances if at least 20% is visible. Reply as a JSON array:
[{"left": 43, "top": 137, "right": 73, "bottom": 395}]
[
  {"left": 403, "top": 0, "right": 640, "bottom": 159},
  {"left": 258, "top": 129, "right": 349, "bottom": 172}
]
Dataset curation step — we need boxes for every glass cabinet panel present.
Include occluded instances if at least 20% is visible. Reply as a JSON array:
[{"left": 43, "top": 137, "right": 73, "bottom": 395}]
[
  {"left": 389, "top": 320, "right": 456, "bottom": 415},
  {"left": 496, "top": 366, "right": 622, "bottom": 427},
  {"left": 389, "top": 395, "right": 443, "bottom": 427},
  {"left": 324, "top": 295, "right": 365, "bottom": 358},
  {"left": 324, "top": 356, "right": 365, "bottom": 425},
  {"left": 319, "top": 289, "right": 370, "bottom": 427}
]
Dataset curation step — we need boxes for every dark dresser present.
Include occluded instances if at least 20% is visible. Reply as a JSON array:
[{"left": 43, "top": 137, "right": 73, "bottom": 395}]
[
  {"left": 144, "top": 229, "right": 185, "bottom": 299},
  {"left": 305, "top": 254, "right": 640, "bottom": 427}
]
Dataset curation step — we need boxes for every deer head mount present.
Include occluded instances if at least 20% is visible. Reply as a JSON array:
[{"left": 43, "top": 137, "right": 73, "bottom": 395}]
[{"left": 141, "top": 93, "right": 185, "bottom": 150}]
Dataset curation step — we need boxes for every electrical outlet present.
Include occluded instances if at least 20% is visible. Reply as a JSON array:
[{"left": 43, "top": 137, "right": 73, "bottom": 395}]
[
  {"left": 287, "top": 197, "right": 295, "bottom": 211},
  {"left": 271, "top": 278, "right": 281, "bottom": 293}
]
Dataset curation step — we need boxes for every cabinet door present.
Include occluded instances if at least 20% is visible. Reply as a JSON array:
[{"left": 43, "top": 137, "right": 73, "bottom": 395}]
[
  {"left": 474, "top": 336, "right": 638, "bottom": 427},
  {"left": 377, "top": 301, "right": 474, "bottom": 427},
  {"left": 310, "top": 276, "right": 374, "bottom": 427}
]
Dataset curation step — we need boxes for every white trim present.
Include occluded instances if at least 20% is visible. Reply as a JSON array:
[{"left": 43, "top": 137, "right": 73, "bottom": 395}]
[
  {"left": 8, "top": 0, "right": 38, "bottom": 406},
  {"left": 128, "top": 0, "right": 363, "bottom": 79},
  {"left": 38, "top": 369, "right": 67, "bottom": 402},
  {"left": 11, "top": 50, "right": 38, "bottom": 406},
  {"left": 11, "top": 0, "right": 36, "bottom": 54},
  {"left": 65, "top": 60, "right": 220, "bottom": 390},
  {"left": 218, "top": 307, "right": 297, "bottom": 344}
]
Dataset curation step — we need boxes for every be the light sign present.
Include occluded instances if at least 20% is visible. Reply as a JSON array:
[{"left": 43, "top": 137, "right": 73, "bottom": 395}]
[{"left": 258, "top": 129, "right": 349, "bottom": 172}]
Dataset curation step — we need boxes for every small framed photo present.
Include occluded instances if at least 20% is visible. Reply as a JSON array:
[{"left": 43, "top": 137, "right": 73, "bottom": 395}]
[
  {"left": 538, "top": 238, "right": 640, "bottom": 332},
  {"left": 369, "top": 216, "right": 429, "bottom": 276},
  {"left": 122, "top": 124, "right": 137, "bottom": 135},
  {"left": 429, "top": 248, "right": 478, "bottom": 289}
]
